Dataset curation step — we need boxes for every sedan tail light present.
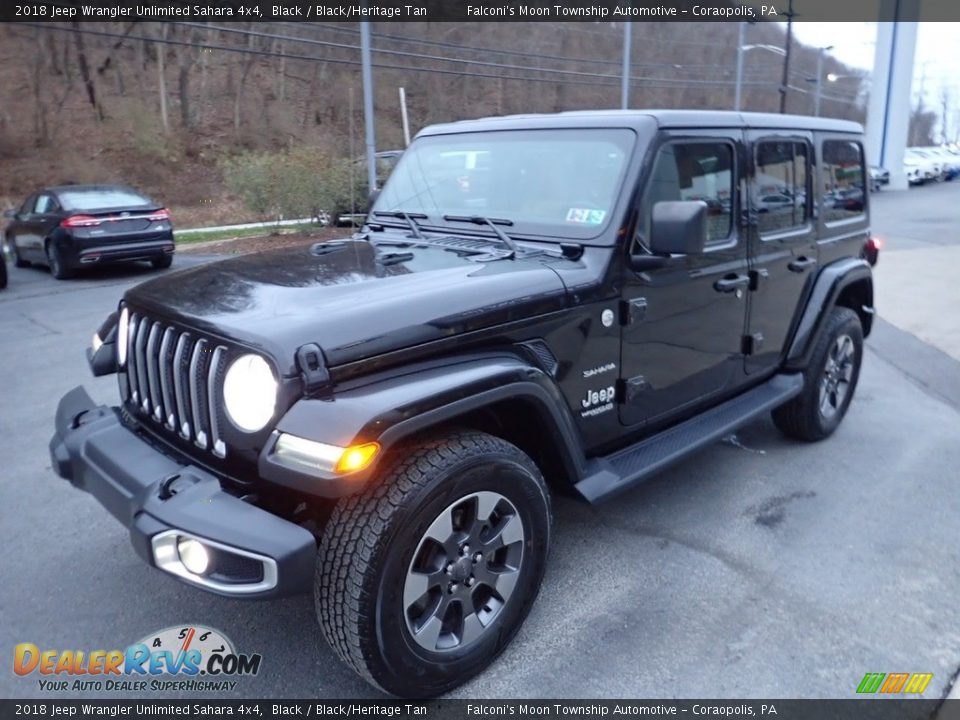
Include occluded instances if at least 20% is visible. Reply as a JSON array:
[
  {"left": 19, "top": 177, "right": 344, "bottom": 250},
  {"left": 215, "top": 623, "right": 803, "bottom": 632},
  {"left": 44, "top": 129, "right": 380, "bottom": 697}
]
[
  {"left": 61, "top": 215, "right": 102, "bottom": 228},
  {"left": 147, "top": 208, "right": 170, "bottom": 222}
]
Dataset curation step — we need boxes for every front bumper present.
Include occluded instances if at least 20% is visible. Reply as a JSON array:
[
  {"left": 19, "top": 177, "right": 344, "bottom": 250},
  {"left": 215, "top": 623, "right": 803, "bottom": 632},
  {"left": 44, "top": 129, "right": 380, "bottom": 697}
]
[{"left": 49, "top": 386, "right": 316, "bottom": 599}]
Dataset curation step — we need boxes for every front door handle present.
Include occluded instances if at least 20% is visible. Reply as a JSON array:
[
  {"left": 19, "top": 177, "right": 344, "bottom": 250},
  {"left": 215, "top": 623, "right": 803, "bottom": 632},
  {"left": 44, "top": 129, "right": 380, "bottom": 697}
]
[
  {"left": 788, "top": 256, "right": 817, "bottom": 273},
  {"left": 714, "top": 274, "right": 750, "bottom": 293}
]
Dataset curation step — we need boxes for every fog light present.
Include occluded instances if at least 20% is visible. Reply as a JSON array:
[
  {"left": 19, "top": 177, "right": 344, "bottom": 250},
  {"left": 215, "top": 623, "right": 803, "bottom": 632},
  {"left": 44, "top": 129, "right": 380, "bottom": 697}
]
[{"left": 178, "top": 538, "right": 210, "bottom": 575}]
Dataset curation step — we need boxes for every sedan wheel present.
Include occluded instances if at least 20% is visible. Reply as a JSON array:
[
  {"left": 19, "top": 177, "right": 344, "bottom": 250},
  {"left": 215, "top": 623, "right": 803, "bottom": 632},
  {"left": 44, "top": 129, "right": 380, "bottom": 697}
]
[{"left": 46, "top": 243, "right": 72, "bottom": 280}]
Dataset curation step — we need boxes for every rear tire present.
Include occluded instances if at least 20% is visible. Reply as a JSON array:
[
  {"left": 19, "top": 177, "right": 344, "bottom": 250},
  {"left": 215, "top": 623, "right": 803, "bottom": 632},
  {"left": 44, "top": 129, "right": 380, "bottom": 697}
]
[
  {"left": 46, "top": 242, "right": 72, "bottom": 280},
  {"left": 151, "top": 254, "right": 173, "bottom": 270},
  {"left": 772, "top": 307, "right": 863, "bottom": 442},
  {"left": 0, "top": 256, "right": 7, "bottom": 289},
  {"left": 315, "top": 429, "right": 551, "bottom": 698}
]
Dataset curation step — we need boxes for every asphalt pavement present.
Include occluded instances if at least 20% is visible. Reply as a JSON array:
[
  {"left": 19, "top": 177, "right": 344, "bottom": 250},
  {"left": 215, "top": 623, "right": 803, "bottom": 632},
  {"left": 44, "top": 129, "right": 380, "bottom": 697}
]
[{"left": 2, "top": 185, "right": 959, "bottom": 701}]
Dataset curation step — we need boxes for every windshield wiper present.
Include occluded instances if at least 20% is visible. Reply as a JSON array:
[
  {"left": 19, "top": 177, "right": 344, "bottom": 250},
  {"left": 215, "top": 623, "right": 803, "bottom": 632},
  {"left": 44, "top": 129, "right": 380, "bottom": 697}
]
[
  {"left": 443, "top": 215, "right": 519, "bottom": 258},
  {"left": 372, "top": 210, "right": 426, "bottom": 239}
]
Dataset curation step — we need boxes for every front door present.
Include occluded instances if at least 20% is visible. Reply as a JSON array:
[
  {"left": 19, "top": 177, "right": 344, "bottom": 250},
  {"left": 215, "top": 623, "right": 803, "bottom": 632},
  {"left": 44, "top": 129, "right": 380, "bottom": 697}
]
[
  {"left": 744, "top": 132, "right": 818, "bottom": 375},
  {"left": 619, "top": 133, "right": 750, "bottom": 427}
]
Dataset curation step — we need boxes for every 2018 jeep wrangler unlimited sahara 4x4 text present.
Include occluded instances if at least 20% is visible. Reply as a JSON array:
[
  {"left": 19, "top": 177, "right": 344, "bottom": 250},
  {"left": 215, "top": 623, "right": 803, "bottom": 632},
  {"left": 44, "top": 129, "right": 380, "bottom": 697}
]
[{"left": 51, "top": 110, "right": 877, "bottom": 697}]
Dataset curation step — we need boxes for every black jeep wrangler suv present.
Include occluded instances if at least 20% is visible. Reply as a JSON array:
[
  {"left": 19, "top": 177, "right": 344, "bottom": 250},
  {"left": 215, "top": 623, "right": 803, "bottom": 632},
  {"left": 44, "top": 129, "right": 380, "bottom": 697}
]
[{"left": 51, "top": 110, "right": 877, "bottom": 697}]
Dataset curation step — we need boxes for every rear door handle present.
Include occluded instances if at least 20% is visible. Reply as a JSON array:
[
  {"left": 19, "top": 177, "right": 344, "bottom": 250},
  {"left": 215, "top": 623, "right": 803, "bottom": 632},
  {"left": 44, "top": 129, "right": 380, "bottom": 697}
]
[
  {"left": 714, "top": 274, "right": 750, "bottom": 293},
  {"left": 788, "top": 256, "right": 817, "bottom": 273}
]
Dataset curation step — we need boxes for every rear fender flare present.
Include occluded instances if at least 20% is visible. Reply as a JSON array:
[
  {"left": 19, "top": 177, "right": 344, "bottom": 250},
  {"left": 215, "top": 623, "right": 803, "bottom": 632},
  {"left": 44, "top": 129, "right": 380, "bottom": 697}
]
[{"left": 785, "top": 258, "right": 873, "bottom": 371}]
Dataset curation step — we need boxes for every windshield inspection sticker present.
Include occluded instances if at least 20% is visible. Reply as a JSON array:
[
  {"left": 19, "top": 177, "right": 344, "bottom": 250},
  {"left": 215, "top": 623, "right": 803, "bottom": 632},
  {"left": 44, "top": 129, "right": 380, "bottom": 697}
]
[{"left": 566, "top": 208, "right": 606, "bottom": 225}]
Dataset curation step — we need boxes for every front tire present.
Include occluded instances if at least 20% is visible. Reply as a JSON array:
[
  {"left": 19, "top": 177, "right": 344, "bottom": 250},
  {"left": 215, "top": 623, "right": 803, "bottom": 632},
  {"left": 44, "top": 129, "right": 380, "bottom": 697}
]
[
  {"left": 10, "top": 239, "right": 29, "bottom": 268},
  {"left": 315, "top": 429, "right": 551, "bottom": 698},
  {"left": 773, "top": 306, "right": 863, "bottom": 441}
]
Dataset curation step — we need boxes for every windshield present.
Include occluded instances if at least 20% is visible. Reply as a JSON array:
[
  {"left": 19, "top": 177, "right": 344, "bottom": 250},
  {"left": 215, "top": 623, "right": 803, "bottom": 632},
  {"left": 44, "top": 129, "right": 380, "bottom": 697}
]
[
  {"left": 374, "top": 128, "right": 635, "bottom": 240},
  {"left": 58, "top": 188, "right": 153, "bottom": 211}
]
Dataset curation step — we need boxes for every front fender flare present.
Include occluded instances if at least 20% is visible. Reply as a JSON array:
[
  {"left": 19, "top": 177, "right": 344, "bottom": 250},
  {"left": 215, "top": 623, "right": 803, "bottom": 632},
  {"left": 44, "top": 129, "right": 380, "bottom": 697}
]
[{"left": 258, "top": 354, "right": 587, "bottom": 497}]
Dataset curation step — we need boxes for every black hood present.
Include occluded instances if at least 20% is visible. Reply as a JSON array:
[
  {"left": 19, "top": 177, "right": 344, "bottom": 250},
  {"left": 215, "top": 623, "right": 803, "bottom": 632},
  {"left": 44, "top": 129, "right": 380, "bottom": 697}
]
[{"left": 126, "top": 240, "right": 570, "bottom": 376}]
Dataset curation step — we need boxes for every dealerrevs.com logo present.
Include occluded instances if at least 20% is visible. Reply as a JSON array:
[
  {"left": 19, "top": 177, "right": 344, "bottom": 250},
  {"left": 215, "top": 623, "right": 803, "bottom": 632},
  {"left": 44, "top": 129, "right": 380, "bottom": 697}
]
[{"left": 14, "top": 625, "right": 262, "bottom": 692}]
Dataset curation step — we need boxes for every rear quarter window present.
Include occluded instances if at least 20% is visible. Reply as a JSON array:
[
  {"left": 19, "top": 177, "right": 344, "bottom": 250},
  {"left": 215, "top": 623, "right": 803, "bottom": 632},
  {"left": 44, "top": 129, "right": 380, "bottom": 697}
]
[{"left": 822, "top": 140, "right": 866, "bottom": 222}]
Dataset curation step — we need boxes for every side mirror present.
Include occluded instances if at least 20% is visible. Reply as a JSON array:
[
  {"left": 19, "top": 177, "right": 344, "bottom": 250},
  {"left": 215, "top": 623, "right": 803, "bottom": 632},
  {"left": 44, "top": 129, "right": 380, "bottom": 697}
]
[
  {"left": 3, "top": 209, "right": 16, "bottom": 219},
  {"left": 649, "top": 200, "right": 708, "bottom": 256}
]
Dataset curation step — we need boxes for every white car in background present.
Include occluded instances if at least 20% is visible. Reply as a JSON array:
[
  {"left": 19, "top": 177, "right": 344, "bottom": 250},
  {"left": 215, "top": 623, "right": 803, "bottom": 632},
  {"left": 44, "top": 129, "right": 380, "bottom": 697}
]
[
  {"left": 903, "top": 158, "right": 925, "bottom": 185},
  {"left": 921, "top": 147, "right": 960, "bottom": 180},
  {"left": 905, "top": 148, "right": 943, "bottom": 182}
]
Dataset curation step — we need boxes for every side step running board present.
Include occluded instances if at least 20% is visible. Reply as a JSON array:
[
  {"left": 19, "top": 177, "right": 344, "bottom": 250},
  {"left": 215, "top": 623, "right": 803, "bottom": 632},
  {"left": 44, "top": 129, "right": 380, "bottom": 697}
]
[{"left": 575, "top": 373, "right": 804, "bottom": 504}]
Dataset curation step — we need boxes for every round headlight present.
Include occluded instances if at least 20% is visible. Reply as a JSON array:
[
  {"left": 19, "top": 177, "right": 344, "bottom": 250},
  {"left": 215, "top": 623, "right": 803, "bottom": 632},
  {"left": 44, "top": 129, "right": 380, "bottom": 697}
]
[
  {"left": 223, "top": 354, "right": 277, "bottom": 433},
  {"left": 117, "top": 307, "right": 129, "bottom": 366}
]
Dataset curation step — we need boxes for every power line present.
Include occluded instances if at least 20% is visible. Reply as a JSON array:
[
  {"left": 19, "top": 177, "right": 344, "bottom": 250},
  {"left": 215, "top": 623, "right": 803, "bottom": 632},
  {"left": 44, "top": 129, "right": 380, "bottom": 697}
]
[
  {"left": 178, "top": 22, "right": 752, "bottom": 84},
  {"left": 18, "top": 23, "right": 779, "bottom": 91},
  {"left": 287, "top": 21, "right": 741, "bottom": 69}
]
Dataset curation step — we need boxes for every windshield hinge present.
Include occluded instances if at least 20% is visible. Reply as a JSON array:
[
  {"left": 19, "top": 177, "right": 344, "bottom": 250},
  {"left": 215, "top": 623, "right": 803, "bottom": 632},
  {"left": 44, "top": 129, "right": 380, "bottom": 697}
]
[{"left": 295, "top": 343, "right": 330, "bottom": 394}]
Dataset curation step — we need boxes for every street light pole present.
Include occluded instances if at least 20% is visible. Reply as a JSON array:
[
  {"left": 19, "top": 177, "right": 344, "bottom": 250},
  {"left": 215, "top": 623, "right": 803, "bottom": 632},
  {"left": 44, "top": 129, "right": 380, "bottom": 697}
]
[
  {"left": 734, "top": 22, "right": 746, "bottom": 111},
  {"left": 814, "top": 45, "right": 833, "bottom": 117},
  {"left": 621, "top": 21, "right": 632, "bottom": 110},
  {"left": 779, "top": 0, "right": 794, "bottom": 114},
  {"left": 360, "top": 21, "right": 377, "bottom": 193}
]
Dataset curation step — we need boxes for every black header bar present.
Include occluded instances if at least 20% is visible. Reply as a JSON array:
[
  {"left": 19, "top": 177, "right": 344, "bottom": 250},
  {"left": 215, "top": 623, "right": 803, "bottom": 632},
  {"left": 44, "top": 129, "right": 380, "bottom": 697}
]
[{"left": 3, "top": 0, "right": 960, "bottom": 22}]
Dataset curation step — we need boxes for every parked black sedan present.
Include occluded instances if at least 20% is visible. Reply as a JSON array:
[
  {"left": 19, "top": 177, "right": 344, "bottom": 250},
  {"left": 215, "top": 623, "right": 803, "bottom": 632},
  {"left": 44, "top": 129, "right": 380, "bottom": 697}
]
[{"left": 3, "top": 185, "right": 174, "bottom": 279}]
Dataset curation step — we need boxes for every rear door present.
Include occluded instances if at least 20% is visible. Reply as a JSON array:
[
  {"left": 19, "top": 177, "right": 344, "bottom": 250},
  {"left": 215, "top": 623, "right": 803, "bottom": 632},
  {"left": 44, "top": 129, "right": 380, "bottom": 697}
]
[
  {"left": 744, "top": 132, "right": 818, "bottom": 375},
  {"left": 619, "top": 131, "right": 750, "bottom": 427}
]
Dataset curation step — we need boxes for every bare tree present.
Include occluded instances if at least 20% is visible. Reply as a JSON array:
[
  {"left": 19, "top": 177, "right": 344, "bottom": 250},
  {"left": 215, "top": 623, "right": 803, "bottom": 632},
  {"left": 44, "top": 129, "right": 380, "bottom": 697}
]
[
  {"left": 154, "top": 23, "right": 169, "bottom": 133},
  {"left": 171, "top": 24, "right": 205, "bottom": 130},
  {"left": 71, "top": 20, "right": 104, "bottom": 121}
]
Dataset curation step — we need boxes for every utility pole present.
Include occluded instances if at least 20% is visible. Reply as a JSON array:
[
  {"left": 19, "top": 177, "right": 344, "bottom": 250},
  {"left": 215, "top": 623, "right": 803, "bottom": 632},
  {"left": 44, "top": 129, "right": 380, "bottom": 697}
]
[
  {"left": 621, "top": 21, "right": 632, "bottom": 110},
  {"left": 360, "top": 21, "right": 377, "bottom": 193},
  {"left": 779, "top": 0, "right": 794, "bottom": 114},
  {"left": 734, "top": 22, "right": 746, "bottom": 111}
]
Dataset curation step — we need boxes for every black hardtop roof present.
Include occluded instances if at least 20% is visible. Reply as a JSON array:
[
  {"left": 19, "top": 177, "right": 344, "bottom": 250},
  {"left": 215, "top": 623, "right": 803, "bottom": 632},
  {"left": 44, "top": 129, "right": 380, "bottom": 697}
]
[{"left": 418, "top": 109, "right": 863, "bottom": 137}]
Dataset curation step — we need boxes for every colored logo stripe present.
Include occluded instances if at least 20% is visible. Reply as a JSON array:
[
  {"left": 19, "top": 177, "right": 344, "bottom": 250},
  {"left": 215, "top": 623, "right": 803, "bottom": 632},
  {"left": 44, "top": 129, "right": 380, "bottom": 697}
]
[
  {"left": 857, "top": 672, "right": 933, "bottom": 694},
  {"left": 879, "top": 673, "right": 909, "bottom": 693},
  {"left": 903, "top": 673, "right": 933, "bottom": 694}
]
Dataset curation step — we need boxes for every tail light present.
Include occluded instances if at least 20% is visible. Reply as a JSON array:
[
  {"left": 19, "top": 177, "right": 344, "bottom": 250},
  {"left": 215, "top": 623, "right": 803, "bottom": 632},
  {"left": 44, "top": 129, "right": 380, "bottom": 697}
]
[
  {"left": 147, "top": 208, "right": 170, "bottom": 222},
  {"left": 61, "top": 215, "right": 101, "bottom": 228},
  {"left": 863, "top": 237, "right": 881, "bottom": 266}
]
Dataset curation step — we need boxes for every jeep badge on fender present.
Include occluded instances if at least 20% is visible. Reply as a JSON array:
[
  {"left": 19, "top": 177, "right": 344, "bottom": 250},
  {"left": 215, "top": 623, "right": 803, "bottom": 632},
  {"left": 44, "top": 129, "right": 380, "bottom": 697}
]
[{"left": 50, "top": 110, "right": 875, "bottom": 698}]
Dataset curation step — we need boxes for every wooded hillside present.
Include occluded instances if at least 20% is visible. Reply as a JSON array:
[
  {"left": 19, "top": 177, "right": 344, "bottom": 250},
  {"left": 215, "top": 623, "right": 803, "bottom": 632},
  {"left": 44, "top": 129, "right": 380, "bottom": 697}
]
[{"left": 0, "top": 21, "right": 869, "bottom": 226}]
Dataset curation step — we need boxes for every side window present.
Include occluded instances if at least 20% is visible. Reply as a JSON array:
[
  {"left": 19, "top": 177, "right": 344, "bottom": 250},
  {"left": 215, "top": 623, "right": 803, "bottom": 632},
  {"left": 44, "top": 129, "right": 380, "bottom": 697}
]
[
  {"left": 822, "top": 140, "right": 865, "bottom": 222},
  {"left": 33, "top": 194, "right": 55, "bottom": 214},
  {"left": 636, "top": 141, "right": 734, "bottom": 251},
  {"left": 20, "top": 195, "right": 36, "bottom": 214},
  {"left": 754, "top": 141, "right": 809, "bottom": 235}
]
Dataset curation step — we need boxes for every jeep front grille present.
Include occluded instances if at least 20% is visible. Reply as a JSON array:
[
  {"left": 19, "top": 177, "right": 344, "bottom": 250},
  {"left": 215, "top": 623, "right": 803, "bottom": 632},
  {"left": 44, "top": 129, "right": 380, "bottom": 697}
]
[{"left": 124, "top": 313, "right": 228, "bottom": 458}]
